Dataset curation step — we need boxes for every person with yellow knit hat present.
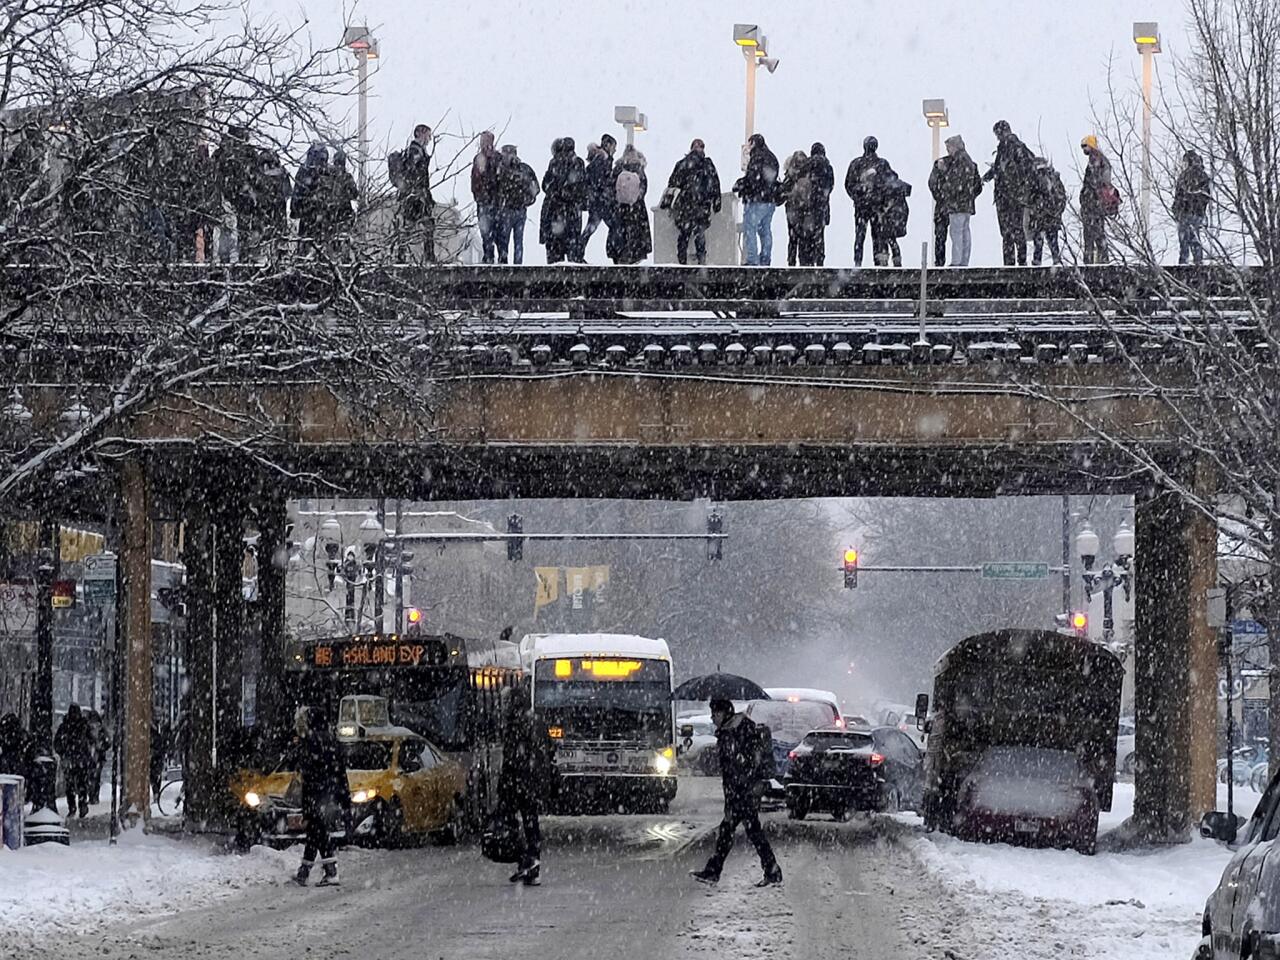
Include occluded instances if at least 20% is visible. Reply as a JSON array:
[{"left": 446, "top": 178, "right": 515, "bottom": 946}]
[{"left": 1080, "top": 134, "right": 1114, "bottom": 264}]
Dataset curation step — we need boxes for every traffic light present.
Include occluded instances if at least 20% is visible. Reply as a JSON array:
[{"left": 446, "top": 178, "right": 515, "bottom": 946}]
[
  {"left": 405, "top": 606, "right": 423, "bottom": 636},
  {"left": 507, "top": 514, "right": 523, "bottom": 562},
  {"left": 843, "top": 548, "right": 859, "bottom": 589},
  {"left": 1071, "top": 611, "right": 1089, "bottom": 637}
]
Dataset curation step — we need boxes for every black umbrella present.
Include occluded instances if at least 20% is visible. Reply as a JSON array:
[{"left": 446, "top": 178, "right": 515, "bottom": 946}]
[{"left": 672, "top": 673, "right": 770, "bottom": 702}]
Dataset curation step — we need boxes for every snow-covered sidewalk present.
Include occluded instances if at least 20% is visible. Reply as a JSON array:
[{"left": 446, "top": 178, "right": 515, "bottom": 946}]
[
  {"left": 0, "top": 829, "right": 291, "bottom": 943},
  {"left": 897, "top": 782, "right": 1259, "bottom": 960}
]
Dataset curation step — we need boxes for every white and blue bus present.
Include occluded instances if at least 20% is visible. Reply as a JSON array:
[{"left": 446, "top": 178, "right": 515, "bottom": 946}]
[{"left": 519, "top": 633, "right": 676, "bottom": 813}]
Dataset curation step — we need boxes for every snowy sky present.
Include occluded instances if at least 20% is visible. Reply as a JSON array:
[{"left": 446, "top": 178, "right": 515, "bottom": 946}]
[{"left": 261, "top": 0, "right": 1188, "bottom": 261}]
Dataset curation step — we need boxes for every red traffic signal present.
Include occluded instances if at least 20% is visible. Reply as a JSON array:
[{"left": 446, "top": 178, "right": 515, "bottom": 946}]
[{"left": 843, "top": 548, "right": 859, "bottom": 589}]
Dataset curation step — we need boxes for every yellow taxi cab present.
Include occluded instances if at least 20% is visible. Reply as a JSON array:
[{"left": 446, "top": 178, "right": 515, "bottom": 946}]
[{"left": 230, "top": 725, "right": 466, "bottom": 850}]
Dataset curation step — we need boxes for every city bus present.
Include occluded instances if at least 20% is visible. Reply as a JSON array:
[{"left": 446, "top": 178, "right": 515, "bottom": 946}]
[
  {"left": 281, "top": 630, "right": 523, "bottom": 825},
  {"left": 520, "top": 633, "right": 677, "bottom": 813}
]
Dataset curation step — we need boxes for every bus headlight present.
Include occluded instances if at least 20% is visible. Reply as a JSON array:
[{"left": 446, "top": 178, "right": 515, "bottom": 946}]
[
  {"left": 653, "top": 750, "right": 673, "bottom": 775},
  {"left": 351, "top": 788, "right": 377, "bottom": 804},
  {"left": 244, "top": 791, "right": 261, "bottom": 809}
]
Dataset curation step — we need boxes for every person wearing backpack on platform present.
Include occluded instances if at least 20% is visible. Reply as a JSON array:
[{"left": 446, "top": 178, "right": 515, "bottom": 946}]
[
  {"left": 494, "top": 144, "right": 539, "bottom": 264},
  {"left": 1027, "top": 157, "right": 1066, "bottom": 266},
  {"left": 607, "top": 144, "right": 651, "bottom": 265}
]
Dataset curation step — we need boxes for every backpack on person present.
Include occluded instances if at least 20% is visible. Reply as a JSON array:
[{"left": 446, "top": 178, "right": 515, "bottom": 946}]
[
  {"left": 1042, "top": 166, "right": 1067, "bottom": 218},
  {"left": 1099, "top": 183, "right": 1122, "bottom": 217},
  {"left": 387, "top": 149, "right": 407, "bottom": 192},
  {"left": 521, "top": 165, "right": 540, "bottom": 208},
  {"left": 616, "top": 169, "right": 642, "bottom": 206}
]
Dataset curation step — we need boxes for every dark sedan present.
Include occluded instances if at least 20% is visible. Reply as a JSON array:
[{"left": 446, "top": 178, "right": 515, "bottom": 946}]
[{"left": 784, "top": 726, "right": 923, "bottom": 820}]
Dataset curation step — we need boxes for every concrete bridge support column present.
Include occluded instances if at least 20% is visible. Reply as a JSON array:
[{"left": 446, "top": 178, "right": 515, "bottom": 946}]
[
  {"left": 213, "top": 485, "right": 246, "bottom": 750},
  {"left": 121, "top": 460, "right": 152, "bottom": 821},
  {"left": 1132, "top": 487, "right": 1218, "bottom": 841},
  {"left": 181, "top": 490, "right": 217, "bottom": 824},
  {"left": 254, "top": 493, "right": 288, "bottom": 739}
]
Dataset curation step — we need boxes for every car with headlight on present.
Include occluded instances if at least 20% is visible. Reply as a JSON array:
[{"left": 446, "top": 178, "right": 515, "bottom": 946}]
[{"left": 231, "top": 725, "right": 465, "bottom": 850}]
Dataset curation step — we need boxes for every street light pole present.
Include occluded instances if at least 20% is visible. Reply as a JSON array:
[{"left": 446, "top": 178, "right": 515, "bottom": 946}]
[
  {"left": 1133, "top": 22, "right": 1161, "bottom": 236},
  {"left": 342, "top": 25, "right": 380, "bottom": 204},
  {"left": 744, "top": 52, "right": 757, "bottom": 144}
]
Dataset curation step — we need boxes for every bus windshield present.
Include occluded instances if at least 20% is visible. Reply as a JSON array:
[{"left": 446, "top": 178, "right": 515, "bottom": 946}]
[{"left": 532, "top": 658, "right": 672, "bottom": 741}]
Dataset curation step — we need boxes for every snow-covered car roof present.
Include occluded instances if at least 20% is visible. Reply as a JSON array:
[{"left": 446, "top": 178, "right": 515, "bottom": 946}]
[
  {"left": 765, "top": 688, "right": 840, "bottom": 712},
  {"left": 519, "top": 632, "right": 671, "bottom": 663}
]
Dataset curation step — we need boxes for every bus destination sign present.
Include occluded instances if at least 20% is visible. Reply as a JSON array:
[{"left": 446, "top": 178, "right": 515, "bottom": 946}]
[{"left": 308, "top": 636, "right": 449, "bottom": 670}]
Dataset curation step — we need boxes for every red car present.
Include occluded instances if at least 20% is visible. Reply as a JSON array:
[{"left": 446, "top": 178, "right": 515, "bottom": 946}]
[{"left": 952, "top": 746, "right": 1099, "bottom": 854}]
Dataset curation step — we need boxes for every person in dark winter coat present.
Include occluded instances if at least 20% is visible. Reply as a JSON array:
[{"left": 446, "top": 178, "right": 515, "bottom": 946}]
[
  {"left": 320, "top": 149, "right": 359, "bottom": 249},
  {"left": 471, "top": 131, "right": 500, "bottom": 263},
  {"left": 1173, "top": 149, "right": 1211, "bottom": 265},
  {"left": 662, "top": 139, "right": 721, "bottom": 265},
  {"left": 0, "top": 713, "right": 35, "bottom": 784},
  {"left": 498, "top": 684, "right": 554, "bottom": 885},
  {"left": 733, "top": 133, "right": 780, "bottom": 266},
  {"left": 289, "top": 707, "right": 348, "bottom": 886},
  {"left": 212, "top": 125, "right": 291, "bottom": 262},
  {"left": 1080, "top": 134, "right": 1114, "bottom": 264},
  {"left": 874, "top": 171, "right": 911, "bottom": 267},
  {"left": 399, "top": 124, "right": 435, "bottom": 263},
  {"left": 928, "top": 135, "right": 984, "bottom": 267},
  {"left": 844, "top": 137, "right": 892, "bottom": 266},
  {"left": 581, "top": 134, "right": 618, "bottom": 259},
  {"left": 291, "top": 142, "right": 330, "bottom": 244},
  {"left": 806, "top": 142, "right": 835, "bottom": 266},
  {"left": 162, "top": 142, "right": 218, "bottom": 262},
  {"left": 84, "top": 709, "right": 108, "bottom": 804},
  {"left": 607, "top": 145, "right": 652, "bottom": 265},
  {"left": 1027, "top": 157, "right": 1066, "bottom": 266},
  {"left": 982, "top": 120, "right": 1036, "bottom": 266},
  {"left": 780, "top": 150, "right": 813, "bottom": 266},
  {"left": 691, "top": 698, "right": 782, "bottom": 887},
  {"left": 540, "top": 137, "right": 587, "bottom": 264},
  {"left": 495, "top": 144, "right": 539, "bottom": 264},
  {"left": 54, "top": 703, "right": 94, "bottom": 818}
]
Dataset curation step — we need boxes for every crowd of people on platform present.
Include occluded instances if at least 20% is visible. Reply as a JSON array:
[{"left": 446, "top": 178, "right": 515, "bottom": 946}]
[
  {"left": 0, "top": 117, "right": 1215, "bottom": 268},
  {"left": 459, "top": 119, "right": 1213, "bottom": 269}
]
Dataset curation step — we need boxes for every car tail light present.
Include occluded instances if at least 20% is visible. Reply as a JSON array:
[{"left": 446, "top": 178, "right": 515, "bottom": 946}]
[
  {"left": 869, "top": 752, "right": 885, "bottom": 766},
  {"left": 787, "top": 750, "right": 797, "bottom": 760},
  {"left": 834, "top": 716, "right": 846, "bottom": 728}
]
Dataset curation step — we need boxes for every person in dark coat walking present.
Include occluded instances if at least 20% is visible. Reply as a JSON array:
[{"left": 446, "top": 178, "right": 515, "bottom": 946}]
[
  {"left": 54, "top": 703, "right": 94, "bottom": 818},
  {"left": 1027, "top": 157, "right": 1066, "bottom": 266},
  {"left": 398, "top": 124, "right": 435, "bottom": 263},
  {"left": 607, "top": 145, "right": 652, "bottom": 265},
  {"left": 662, "top": 139, "right": 721, "bottom": 265},
  {"left": 691, "top": 698, "right": 782, "bottom": 887},
  {"left": 733, "top": 133, "right": 780, "bottom": 266},
  {"left": 289, "top": 707, "right": 348, "bottom": 886},
  {"left": 498, "top": 683, "right": 554, "bottom": 885},
  {"left": 982, "top": 120, "right": 1036, "bottom": 266},
  {"left": 540, "top": 137, "right": 587, "bottom": 264},
  {"left": 806, "top": 142, "right": 834, "bottom": 266},
  {"left": 844, "top": 136, "right": 892, "bottom": 266},
  {"left": 1173, "top": 149, "right": 1211, "bottom": 265},
  {"left": 495, "top": 144, "right": 539, "bottom": 265},
  {"left": 928, "top": 135, "right": 984, "bottom": 266},
  {"left": 581, "top": 134, "right": 617, "bottom": 259},
  {"left": 84, "top": 709, "right": 108, "bottom": 804},
  {"left": 1080, "top": 134, "right": 1114, "bottom": 264}
]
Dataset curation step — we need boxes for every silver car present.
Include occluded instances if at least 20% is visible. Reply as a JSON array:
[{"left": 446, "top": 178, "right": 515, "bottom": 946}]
[{"left": 1197, "top": 771, "right": 1280, "bottom": 959}]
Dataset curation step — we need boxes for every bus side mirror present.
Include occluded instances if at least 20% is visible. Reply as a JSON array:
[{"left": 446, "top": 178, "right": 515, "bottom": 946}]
[
  {"left": 914, "top": 693, "right": 929, "bottom": 728},
  {"left": 679, "top": 724, "right": 694, "bottom": 739}
]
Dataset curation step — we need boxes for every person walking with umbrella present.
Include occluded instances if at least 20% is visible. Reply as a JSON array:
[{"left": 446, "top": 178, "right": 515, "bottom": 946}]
[{"left": 691, "top": 697, "right": 782, "bottom": 888}]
